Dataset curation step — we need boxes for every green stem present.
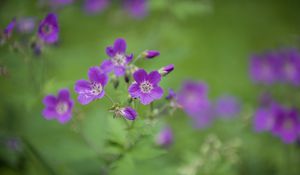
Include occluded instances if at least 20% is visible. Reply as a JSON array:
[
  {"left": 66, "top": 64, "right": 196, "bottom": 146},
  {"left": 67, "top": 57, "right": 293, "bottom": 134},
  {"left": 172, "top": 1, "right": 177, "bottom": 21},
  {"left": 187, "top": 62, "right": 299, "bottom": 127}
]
[
  {"left": 131, "top": 54, "right": 142, "bottom": 64},
  {"left": 104, "top": 94, "right": 115, "bottom": 105}
]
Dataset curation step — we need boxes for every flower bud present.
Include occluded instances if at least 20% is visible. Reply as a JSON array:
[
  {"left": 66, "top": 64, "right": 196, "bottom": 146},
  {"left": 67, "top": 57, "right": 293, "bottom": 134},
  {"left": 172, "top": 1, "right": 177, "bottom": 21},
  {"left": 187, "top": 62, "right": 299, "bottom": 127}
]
[
  {"left": 143, "top": 50, "right": 160, "bottom": 59},
  {"left": 114, "top": 107, "right": 137, "bottom": 120},
  {"left": 158, "top": 64, "right": 174, "bottom": 76}
]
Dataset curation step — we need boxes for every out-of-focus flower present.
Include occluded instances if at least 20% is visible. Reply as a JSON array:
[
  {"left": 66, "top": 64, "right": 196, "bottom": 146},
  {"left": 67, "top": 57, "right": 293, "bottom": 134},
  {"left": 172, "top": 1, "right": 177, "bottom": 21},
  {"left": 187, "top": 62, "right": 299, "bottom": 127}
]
[
  {"left": 42, "top": 89, "right": 74, "bottom": 124},
  {"left": 128, "top": 69, "right": 164, "bottom": 105},
  {"left": 215, "top": 95, "right": 241, "bottom": 118},
  {"left": 100, "top": 38, "right": 133, "bottom": 76},
  {"left": 49, "top": 0, "right": 74, "bottom": 7},
  {"left": 279, "top": 48, "right": 300, "bottom": 86},
  {"left": 114, "top": 106, "right": 137, "bottom": 120},
  {"left": 124, "top": 0, "right": 148, "bottom": 18},
  {"left": 156, "top": 127, "right": 173, "bottom": 147},
  {"left": 3, "top": 18, "right": 16, "bottom": 38},
  {"left": 143, "top": 50, "right": 160, "bottom": 59},
  {"left": 6, "top": 137, "right": 22, "bottom": 151},
  {"left": 38, "top": 13, "right": 59, "bottom": 44},
  {"left": 84, "top": 0, "right": 109, "bottom": 14},
  {"left": 74, "top": 67, "right": 108, "bottom": 105},
  {"left": 191, "top": 103, "right": 214, "bottom": 128},
  {"left": 158, "top": 64, "right": 174, "bottom": 76},
  {"left": 253, "top": 105, "right": 276, "bottom": 132},
  {"left": 249, "top": 52, "right": 280, "bottom": 85},
  {"left": 17, "top": 17, "right": 35, "bottom": 34},
  {"left": 166, "top": 88, "right": 176, "bottom": 100}
]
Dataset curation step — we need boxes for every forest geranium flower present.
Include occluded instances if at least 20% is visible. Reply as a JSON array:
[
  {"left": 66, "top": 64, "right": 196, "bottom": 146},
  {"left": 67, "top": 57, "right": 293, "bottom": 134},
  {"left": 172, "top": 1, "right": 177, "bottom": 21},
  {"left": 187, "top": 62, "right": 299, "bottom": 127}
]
[
  {"left": 156, "top": 127, "right": 173, "bottom": 147},
  {"left": 128, "top": 69, "right": 164, "bottom": 105},
  {"left": 124, "top": 0, "right": 148, "bottom": 18},
  {"left": 3, "top": 18, "right": 16, "bottom": 38},
  {"left": 100, "top": 38, "right": 133, "bottom": 76},
  {"left": 143, "top": 50, "right": 160, "bottom": 59},
  {"left": 114, "top": 107, "right": 137, "bottom": 120},
  {"left": 17, "top": 17, "right": 35, "bottom": 34},
  {"left": 158, "top": 64, "right": 174, "bottom": 76},
  {"left": 38, "top": 13, "right": 59, "bottom": 44},
  {"left": 74, "top": 67, "right": 108, "bottom": 105},
  {"left": 279, "top": 48, "right": 300, "bottom": 86},
  {"left": 42, "top": 89, "right": 74, "bottom": 124},
  {"left": 84, "top": 0, "right": 109, "bottom": 14},
  {"left": 215, "top": 95, "right": 241, "bottom": 118}
]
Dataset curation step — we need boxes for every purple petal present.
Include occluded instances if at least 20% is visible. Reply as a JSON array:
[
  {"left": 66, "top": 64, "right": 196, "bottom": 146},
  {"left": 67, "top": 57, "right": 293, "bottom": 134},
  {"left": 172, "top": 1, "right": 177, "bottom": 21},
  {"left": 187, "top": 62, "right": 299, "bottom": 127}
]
[
  {"left": 122, "top": 107, "right": 137, "bottom": 120},
  {"left": 100, "top": 59, "right": 113, "bottom": 73},
  {"left": 128, "top": 83, "right": 140, "bottom": 98},
  {"left": 94, "top": 90, "right": 105, "bottom": 100},
  {"left": 126, "top": 54, "right": 134, "bottom": 63},
  {"left": 84, "top": 0, "right": 109, "bottom": 14},
  {"left": 88, "top": 66, "right": 108, "bottom": 85},
  {"left": 58, "top": 89, "right": 70, "bottom": 101},
  {"left": 106, "top": 46, "right": 116, "bottom": 57},
  {"left": 114, "top": 66, "right": 126, "bottom": 76},
  {"left": 75, "top": 80, "right": 91, "bottom": 93},
  {"left": 113, "top": 38, "right": 126, "bottom": 54},
  {"left": 57, "top": 113, "right": 72, "bottom": 124},
  {"left": 77, "top": 94, "right": 95, "bottom": 105},
  {"left": 140, "top": 93, "right": 153, "bottom": 105},
  {"left": 38, "top": 13, "right": 59, "bottom": 44},
  {"left": 42, "top": 108, "right": 57, "bottom": 120},
  {"left": 133, "top": 69, "right": 147, "bottom": 83},
  {"left": 4, "top": 18, "right": 16, "bottom": 38},
  {"left": 43, "top": 95, "right": 57, "bottom": 107},
  {"left": 148, "top": 71, "right": 161, "bottom": 85},
  {"left": 156, "top": 127, "right": 173, "bottom": 147},
  {"left": 151, "top": 86, "right": 164, "bottom": 100},
  {"left": 144, "top": 50, "right": 160, "bottom": 59}
]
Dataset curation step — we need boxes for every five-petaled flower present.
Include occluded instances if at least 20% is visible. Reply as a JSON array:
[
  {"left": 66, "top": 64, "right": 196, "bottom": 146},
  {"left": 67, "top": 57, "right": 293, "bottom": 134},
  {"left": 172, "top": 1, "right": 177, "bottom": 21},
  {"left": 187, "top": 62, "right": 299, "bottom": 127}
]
[
  {"left": 42, "top": 89, "right": 74, "bottom": 124},
  {"left": 75, "top": 66, "right": 108, "bottom": 105},
  {"left": 128, "top": 69, "right": 164, "bottom": 105},
  {"left": 38, "top": 13, "right": 59, "bottom": 44},
  {"left": 100, "top": 38, "right": 133, "bottom": 76}
]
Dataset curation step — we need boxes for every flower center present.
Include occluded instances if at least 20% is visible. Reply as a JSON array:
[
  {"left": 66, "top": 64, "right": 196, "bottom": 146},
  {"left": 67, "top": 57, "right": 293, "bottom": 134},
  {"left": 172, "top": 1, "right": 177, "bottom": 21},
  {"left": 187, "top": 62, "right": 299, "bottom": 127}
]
[
  {"left": 42, "top": 24, "right": 53, "bottom": 35},
  {"left": 90, "top": 82, "right": 103, "bottom": 95},
  {"left": 112, "top": 54, "right": 126, "bottom": 66},
  {"left": 56, "top": 102, "right": 68, "bottom": 115},
  {"left": 140, "top": 81, "right": 153, "bottom": 93}
]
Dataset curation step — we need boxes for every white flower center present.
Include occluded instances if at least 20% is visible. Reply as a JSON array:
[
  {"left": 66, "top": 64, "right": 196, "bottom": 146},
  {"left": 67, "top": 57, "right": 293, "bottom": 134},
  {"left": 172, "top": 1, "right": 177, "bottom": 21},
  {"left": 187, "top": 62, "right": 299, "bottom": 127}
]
[
  {"left": 90, "top": 82, "right": 103, "bottom": 95},
  {"left": 112, "top": 53, "right": 126, "bottom": 66},
  {"left": 56, "top": 102, "right": 68, "bottom": 115},
  {"left": 140, "top": 81, "right": 153, "bottom": 93}
]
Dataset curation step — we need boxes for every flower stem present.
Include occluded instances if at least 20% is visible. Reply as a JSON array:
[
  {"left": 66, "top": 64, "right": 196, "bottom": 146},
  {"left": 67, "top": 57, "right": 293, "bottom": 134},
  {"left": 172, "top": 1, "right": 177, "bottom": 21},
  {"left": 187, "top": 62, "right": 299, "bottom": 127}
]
[
  {"left": 132, "top": 54, "right": 142, "bottom": 64},
  {"left": 104, "top": 94, "right": 115, "bottom": 105}
]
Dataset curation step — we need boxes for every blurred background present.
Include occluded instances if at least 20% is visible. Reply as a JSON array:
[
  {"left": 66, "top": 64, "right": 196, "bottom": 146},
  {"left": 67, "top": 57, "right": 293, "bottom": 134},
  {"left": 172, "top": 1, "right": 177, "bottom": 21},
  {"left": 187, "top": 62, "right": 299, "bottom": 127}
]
[{"left": 1, "top": 0, "right": 300, "bottom": 174}]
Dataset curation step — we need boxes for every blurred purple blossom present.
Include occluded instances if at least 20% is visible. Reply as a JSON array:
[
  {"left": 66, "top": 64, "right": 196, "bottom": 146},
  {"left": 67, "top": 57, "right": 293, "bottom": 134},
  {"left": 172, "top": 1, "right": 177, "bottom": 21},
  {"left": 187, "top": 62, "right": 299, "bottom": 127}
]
[
  {"left": 156, "top": 127, "right": 173, "bottom": 147},
  {"left": 17, "top": 17, "right": 35, "bottom": 34},
  {"left": 84, "top": 0, "right": 109, "bottom": 14},
  {"left": 3, "top": 18, "right": 16, "bottom": 38},
  {"left": 215, "top": 95, "right": 241, "bottom": 118},
  {"left": 124, "top": 0, "right": 148, "bottom": 19},
  {"left": 38, "top": 13, "right": 59, "bottom": 44}
]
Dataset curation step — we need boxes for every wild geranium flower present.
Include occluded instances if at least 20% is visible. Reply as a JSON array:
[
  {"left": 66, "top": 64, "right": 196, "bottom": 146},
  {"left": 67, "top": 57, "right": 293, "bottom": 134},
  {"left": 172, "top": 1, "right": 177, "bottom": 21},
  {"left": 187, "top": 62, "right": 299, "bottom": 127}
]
[
  {"left": 113, "top": 106, "right": 137, "bottom": 120},
  {"left": 215, "top": 95, "right": 241, "bottom": 118},
  {"left": 158, "top": 64, "right": 174, "bottom": 76},
  {"left": 84, "top": 0, "right": 109, "bottom": 14},
  {"left": 279, "top": 48, "right": 300, "bottom": 86},
  {"left": 38, "top": 13, "right": 59, "bottom": 44},
  {"left": 143, "top": 50, "right": 160, "bottom": 59},
  {"left": 17, "top": 17, "right": 35, "bottom": 34},
  {"left": 156, "top": 127, "right": 173, "bottom": 147},
  {"left": 100, "top": 38, "right": 133, "bottom": 76},
  {"left": 128, "top": 69, "right": 164, "bottom": 105},
  {"left": 42, "top": 89, "right": 74, "bottom": 124},
  {"left": 249, "top": 52, "right": 280, "bottom": 85},
  {"left": 75, "top": 67, "right": 108, "bottom": 105},
  {"left": 124, "top": 0, "right": 148, "bottom": 19},
  {"left": 3, "top": 18, "right": 16, "bottom": 38}
]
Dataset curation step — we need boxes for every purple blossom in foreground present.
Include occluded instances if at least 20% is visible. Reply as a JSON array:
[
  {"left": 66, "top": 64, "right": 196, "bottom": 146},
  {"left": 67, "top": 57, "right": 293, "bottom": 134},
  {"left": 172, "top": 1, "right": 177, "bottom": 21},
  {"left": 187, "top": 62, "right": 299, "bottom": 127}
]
[
  {"left": 100, "top": 38, "right": 133, "bottom": 76},
  {"left": 279, "top": 48, "right": 300, "bottom": 86},
  {"left": 124, "top": 0, "right": 148, "bottom": 19},
  {"left": 158, "top": 64, "right": 174, "bottom": 76},
  {"left": 143, "top": 50, "right": 160, "bottom": 59},
  {"left": 42, "top": 89, "right": 74, "bottom": 124},
  {"left": 128, "top": 69, "right": 164, "bottom": 105},
  {"left": 3, "top": 18, "right": 16, "bottom": 38},
  {"left": 215, "top": 95, "right": 241, "bottom": 118},
  {"left": 38, "top": 13, "right": 59, "bottom": 44},
  {"left": 84, "top": 0, "right": 109, "bottom": 14},
  {"left": 17, "top": 17, "right": 35, "bottom": 34},
  {"left": 115, "top": 107, "right": 137, "bottom": 120},
  {"left": 249, "top": 52, "right": 280, "bottom": 85},
  {"left": 75, "top": 67, "right": 108, "bottom": 105},
  {"left": 156, "top": 127, "right": 173, "bottom": 147}
]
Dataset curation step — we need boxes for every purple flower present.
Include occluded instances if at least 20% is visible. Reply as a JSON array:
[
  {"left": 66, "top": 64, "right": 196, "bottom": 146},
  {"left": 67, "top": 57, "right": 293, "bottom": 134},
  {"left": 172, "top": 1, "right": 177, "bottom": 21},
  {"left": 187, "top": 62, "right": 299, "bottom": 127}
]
[
  {"left": 3, "top": 18, "right": 16, "bottom": 38},
  {"left": 100, "top": 38, "right": 133, "bottom": 77},
  {"left": 128, "top": 69, "right": 164, "bottom": 105},
  {"left": 42, "top": 89, "right": 74, "bottom": 124},
  {"left": 166, "top": 88, "right": 176, "bottom": 100},
  {"left": 143, "top": 50, "right": 160, "bottom": 59},
  {"left": 249, "top": 52, "right": 281, "bottom": 85},
  {"left": 215, "top": 95, "right": 241, "bottom": 118},
  {"left": 17, "top": 17, "right": 35, "bottom": 34},
  {"left": 279, "top": 48, "right": 300, "bottom": 86},
  {"left": 124, "top": 0, "right": 148, "bottom": 19},
  {"left": 191, "top": 104, "right": 215, "bottom": 128},
  {"left": 156, "top": 127, "right": 173, "bottom": 147},
  {"left": 253, "top": 106, "right": 276, "bottom": 132},
  {"left": 84, "top": 0, "right": 109, "bottom": 14},
  {"left": 115, "top": 107, "right": 137, "bottom": 120},
  {"left": 158, "top": 64, "right": 174, "bottom": 76},
  {"left": 38, "top": 13, "right": 59, "bottom": 44},
  {"left": 75, "top": 67, "right": 108, "bottom": 105}
]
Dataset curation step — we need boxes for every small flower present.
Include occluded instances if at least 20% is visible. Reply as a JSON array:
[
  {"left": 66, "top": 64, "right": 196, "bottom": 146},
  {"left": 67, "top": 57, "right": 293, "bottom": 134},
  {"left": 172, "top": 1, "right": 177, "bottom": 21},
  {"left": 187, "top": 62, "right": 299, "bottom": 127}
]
[
  {"left": 3, "top": 18, "right": 16, "bottom": 38},
  {"left": 143, "top": 50, "right": 160, "bottom": 59},
  {"left": 214, "top": 95, "right": 241, "bottom": 118},
  {"left": 74, "top": 67, "right": 108, "bottom": 105},
  {"left": 114, "top": 106, "right": 137, "bottom": 120},
  {"left": 17, "top": 17, "right": 35, "bottom": 34},
  {"left": 158, "top": 64, "right": 174, "bottom": 76},
  {"left": 100, "top": 38, "right": 133, "bottom": 76},
  {"left": 128, "top": 69, "right": 164, "bottom": 105},
  {"left": 156, "top": 127, "right": 173, "bottom": 147},
  {"left": 124, "top": 0, "right": 148, "bottom": 19},
  {"left": 42, "top": 89, "right": 74, "bottom": 124},
  {"left": 84, "top": 0, "right": 109, "bottom": 14},
  {"left": 38, "top": 13, "right": 59, "bottom": 44},
  {"left": 279, "top": 48, "right": 300, "bottom": 86}
]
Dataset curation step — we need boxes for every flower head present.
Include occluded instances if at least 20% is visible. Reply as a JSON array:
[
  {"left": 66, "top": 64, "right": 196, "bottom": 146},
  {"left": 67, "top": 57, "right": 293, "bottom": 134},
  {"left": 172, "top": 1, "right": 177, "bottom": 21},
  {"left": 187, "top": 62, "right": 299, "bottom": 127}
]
[
  {"left": 113, "top": 106, "right": 137, "bottom": 120},
  {"left": 253, "top": 105, "right": 277, "bottom": 132},
  {"left": 17, "top": 17, "right": 35, "bottom": 34},
  {"left": 143, "top": 50, "right": 160, "bottom": 59},
  {"left": 124, "top": 0, "right": 148, "bottom": 19},
  {"left": 84, "top": 0, "right": 109, "bottom": 14},
  {"left": 42, "top": 89, "right": 74, "bottom": 124},
  {"left": 215, "top": 95, "right": 241, "bottom": 118},
  {"left": 100, "top": 38, "right": 133, "bottom": 76},
  {"left": 3, "top": 18, "right": 16, "bottom": 38},
  {"left": 158, "top": 64, "right": 174, "bottom": 76},
  {"left": 38, "top": 13, "right": 59, "bottom": 44},
  {"left": 128, "top": 69, "right": 164, "bottom": 105},
  {"left": 156, "top": 127, "right": 173, "bottom": 147},
  {"left": 74, "top": 67, "right": 108, "bottom": 105}
]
